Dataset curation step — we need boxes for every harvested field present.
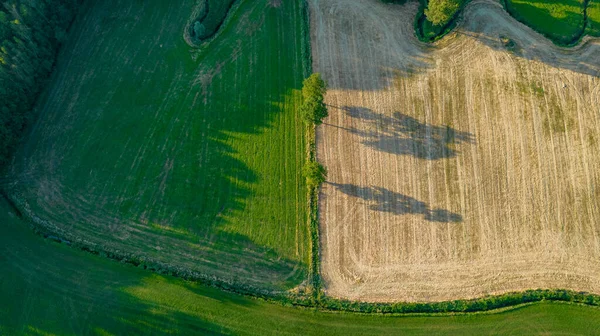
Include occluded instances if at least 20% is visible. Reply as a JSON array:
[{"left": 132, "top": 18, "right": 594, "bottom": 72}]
[{"left": 311, "top": 0, "right": 600, "bottom": 302}]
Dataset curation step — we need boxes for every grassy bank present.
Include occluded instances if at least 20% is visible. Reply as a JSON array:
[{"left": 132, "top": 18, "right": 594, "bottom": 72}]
[
  {"left": 504, "top": 0, "right": 587, "bottom": 44},
  {"left": 587, "top": 0, "right": 600, "bottom": 35},
  {"left": 185, "top": 0, "right": 238, "bottom": 45}
]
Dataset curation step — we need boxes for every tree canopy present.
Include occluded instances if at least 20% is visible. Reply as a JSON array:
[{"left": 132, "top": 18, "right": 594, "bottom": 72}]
[
  {"left": 424, "top": 0, "right": 461, "bottom": 26},
  {"left": 0, "top": 0, "right": 78, "bottom": 167},
  {"left": 300, "top": 73, "right": 328, "bottom": 125},
  {"left": 303, "top": 160, "right": 327, "bottom": 189}
]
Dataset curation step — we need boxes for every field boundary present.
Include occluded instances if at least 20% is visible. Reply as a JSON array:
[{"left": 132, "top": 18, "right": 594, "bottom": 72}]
[
  {"left": 6, "top": 183, "right": 600, "bottom": 316},
  {"left": 413, "top": 0, "right": 597, "bottom": 45},
  {"left": 300, "top": 0, "right": 323, "bottom": 297}
]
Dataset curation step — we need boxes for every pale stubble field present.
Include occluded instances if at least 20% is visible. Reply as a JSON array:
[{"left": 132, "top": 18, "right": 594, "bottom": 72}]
[{"left": 311, "top": 0, "right": 600, "bottom": 302}]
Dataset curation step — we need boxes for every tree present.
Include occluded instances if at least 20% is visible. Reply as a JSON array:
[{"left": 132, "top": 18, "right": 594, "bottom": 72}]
[
  {"left": 300, "top": 96, "right": 328, "bottom": 125},
  {"left": 302, "top": 73, "right": 326, "bottom": 101},
  {"left": 424, "top": 0, "right": 460, "bottom": 26},
  {"left": 300, "top": 73, "right": 328, "bottom": 125},
  {"left": 303, "top": 160, "right": 327, "bottom": 189}
]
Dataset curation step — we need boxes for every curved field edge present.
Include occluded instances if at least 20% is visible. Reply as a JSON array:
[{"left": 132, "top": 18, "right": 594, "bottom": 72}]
[
  {"left": 409, "top": 0, "right": 600, "bottom": 45},
  {"left": 4, "top": 202, "right": 600, "bottom": 335},
  {"left": 7, "top": 193, "right": 600, "bottom": 316},
  {"left": 501, "top": 0, "right": 596, "bottom": 46},
  {"left": 183, "top": 0, "right": 241, "bottom": 47},
  {"left": 414, "top": 0, "right": 471, "bottom": 42},
  {"left": 5, "top": 0, "right": 309, "bottom": 293}
]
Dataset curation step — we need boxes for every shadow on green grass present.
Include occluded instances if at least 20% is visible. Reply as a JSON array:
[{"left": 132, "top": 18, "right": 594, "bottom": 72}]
[
  {"left": 2, "top": 0, "right": 308, "bottom": 293},
  {"left": 0, "top": 207, "right": 241, "bottom": 335}
]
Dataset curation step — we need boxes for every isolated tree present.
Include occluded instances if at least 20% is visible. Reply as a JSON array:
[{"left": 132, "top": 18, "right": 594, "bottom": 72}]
[
  {"left": 424, "top": 0, "right": 460, "bottom": 26},
  {"left": 303, "top": 160, "right": 327, "bottom": 189},
  {"left": 300, "top": 73, "right": 328, "bottom": 125}
]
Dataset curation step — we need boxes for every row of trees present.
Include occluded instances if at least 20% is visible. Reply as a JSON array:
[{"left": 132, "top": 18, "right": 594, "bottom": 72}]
[
  {"left": 300, "top": 73, "right": 328, "bottom": 189},
  {"left": 0, "top": 0, "right": 78, "bottom": 167}
]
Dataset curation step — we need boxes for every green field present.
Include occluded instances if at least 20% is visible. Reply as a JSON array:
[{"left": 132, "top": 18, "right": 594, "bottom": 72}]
[
  {"left": 3, "top": 202, "right": 600, "bottom": 335},
  {"left": 505, "top": 0, "right": 588, "bottom": 44},
  {"left": 4, "top": 0, "right": 308, "bottom": 291},
  {"left": 588, "top": 0, "right": 600, "bottom": 35}
]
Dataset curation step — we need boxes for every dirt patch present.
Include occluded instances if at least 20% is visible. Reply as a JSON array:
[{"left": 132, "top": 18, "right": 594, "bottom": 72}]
[{"left": 311, "top": 0, "right": 600, "bottom": 302}]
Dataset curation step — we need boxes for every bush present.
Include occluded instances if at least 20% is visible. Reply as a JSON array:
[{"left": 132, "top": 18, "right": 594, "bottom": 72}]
[
  {"left": 424, "top": 0, "right": 461, "bottom": 26},
  {"left": 300, "top": 73, "right": 328, "bottom": 125},
  {"left": 303, "top": 161, "right": 327, "bottom": 189}
]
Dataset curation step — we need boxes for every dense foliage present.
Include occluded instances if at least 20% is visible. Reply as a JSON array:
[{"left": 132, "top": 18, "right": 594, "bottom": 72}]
[
  {"left": 425, "top": 0, "right": 462, "bottom": 25},
  {"left": 0, "top": 0, "right": 78, "bottom": 167},
  {"left": 303, "top": 160, "right": 326, "bottom": 189},
  {"left": 300, "top": 73, "right": 328, "bottom": 125}
]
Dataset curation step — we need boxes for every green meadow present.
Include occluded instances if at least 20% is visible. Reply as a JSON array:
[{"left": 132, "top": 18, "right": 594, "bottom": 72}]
[
  {"left": 4, "top": 0, "right": 309, "bottom": 291},
  {"left": 588, "top": 0, "right": 600, "bottom": 35},
  {"left": 504, "top": 0, "right": 600, "bottom": 44}
]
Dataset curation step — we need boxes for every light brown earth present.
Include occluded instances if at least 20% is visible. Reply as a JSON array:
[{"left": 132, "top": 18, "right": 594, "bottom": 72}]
[{"left": 311, "top": 0, "right": 600, "bottom": 302}]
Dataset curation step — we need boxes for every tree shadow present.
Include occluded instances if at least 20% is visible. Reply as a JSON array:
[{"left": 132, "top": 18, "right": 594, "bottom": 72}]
[
  {"left": 310, "top": 0, "right": 599, "bottom": 96},
  {"left": 457, "top": 1, "right": 600, "bottom": 78},
  {"left": 340, "top": 106, "right": 475, "bottom": 160},
  {"left": 309, "top": 0, "right": 434, "bottom": 91},
  {"left": 330, "top": 182, "right": 462, "bottom": 223},
  {"left": 1, "top": 0, "right": 308, "bottom": 294}
]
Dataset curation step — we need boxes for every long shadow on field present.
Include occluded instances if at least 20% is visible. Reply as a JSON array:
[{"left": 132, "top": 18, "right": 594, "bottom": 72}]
[
  {"left": 338, "top": 106, "right": 475, "bottom": 160},
  {"left": 309, "top": 0, "right": 435, "bottom": 91},
  {"left": 2, "top": 0, "right": 306, "bottom": 294},
  {"left": 330, "top": 183, "right": 462, "bottom": 223}
]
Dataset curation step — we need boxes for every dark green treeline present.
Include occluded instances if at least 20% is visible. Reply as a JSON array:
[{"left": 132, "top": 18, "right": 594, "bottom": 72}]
[{"left": 0, "top": 0, "right": 79, "bottom": 166}]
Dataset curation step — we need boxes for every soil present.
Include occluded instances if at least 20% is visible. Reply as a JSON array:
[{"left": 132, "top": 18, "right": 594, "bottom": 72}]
[{"left": 311, "top": 0, "right": 600, "bottom": 302}]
